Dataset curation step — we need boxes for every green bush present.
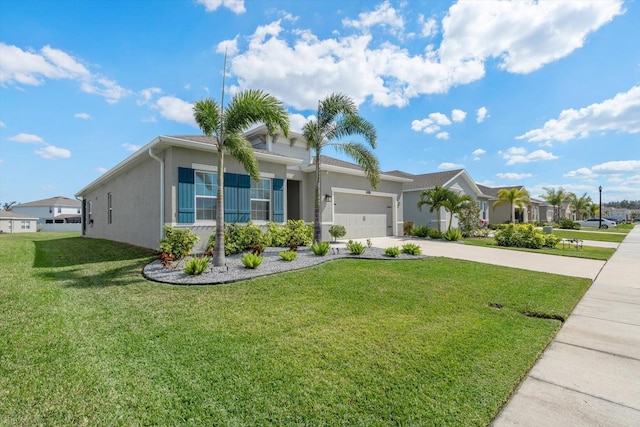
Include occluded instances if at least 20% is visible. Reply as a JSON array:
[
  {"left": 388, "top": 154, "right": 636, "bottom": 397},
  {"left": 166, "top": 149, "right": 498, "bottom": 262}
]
[
  {"left": 494, "top": 224, "right": 547, "bottom": 249},
  {"left": 427, "top": 228, "right": 442, "bottom": 239},
  {"left": 264, "top": 222, "right": 288, "bottom": 247},
  {"left": 384, "top": 246, "right": 400, "bottom": 257},
  {"left": 458, "top": 203, "right": 485, "bottom": 238},
  {"left": 442, "top": 229, "right": 462, "bottom": 241},
  {"left": 208, "top": 222, "right": 264, "bottom": 256},
  {"left": 401, "top": 243, "right": 422, "bottom": 255},
  {"left": 412, "top": 225, "right": 430, "bottom": 238},
  {"left": 159, "top": 226, "right": 200, "bottom": 260},
  {"left": 543, "top": 234, "right": 561, "bottom": 248},
  {"left": 183, "top": 256, "right": 210, "bottom": 275},
  {"left": 346, "top": 240, "right": 366, "bottom": 255},
  {"left": 328, "top": 224, "right": 347, "bottom": 241},
  {"left": 403, "top": 221, "right": 414, "bottom": 236},
  {"left": 310, "top": 241, "right": 330, "bottom": 256},
  {"left": 279, "top": 250, "right": 297, "bottom": 261},
  {"left": 559, "top": 217, "right": 581, "bottom": 230},
  {"left": 241, "top": 253, "right": 263, "bottom": 269}
]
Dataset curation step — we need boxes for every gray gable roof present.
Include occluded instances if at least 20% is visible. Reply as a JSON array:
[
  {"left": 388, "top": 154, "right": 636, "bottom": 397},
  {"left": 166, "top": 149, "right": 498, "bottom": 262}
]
[
  {"left": 387, "top": 169, "right": 464, "bottom": 191},
  {"left": 0, "top": 210, "right": 38, "bottom": 219},
  {"left": 15, "top": 196, "right": 80, "bottom": 208},
  {"left": 168, "top": 135, "right": 291, "bottom": 159},
  {"left": 476, "top": 184, "right": 524, "bottom": 198}
]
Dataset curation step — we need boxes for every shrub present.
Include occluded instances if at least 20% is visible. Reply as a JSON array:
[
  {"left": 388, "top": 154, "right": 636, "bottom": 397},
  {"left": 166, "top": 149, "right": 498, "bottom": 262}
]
[
  {"left": 279, "top": 250, "right": 297, "bottom": 261},
  {"left": 384, "top": 246, "right": 400, "bottom": 257},
  {"left": 241, "top": 253, "right": 263, "bottom": 269},
  {"left": 412, "top": 225, "right": 430, "bottom": 238},
  {"left": 442, "top": 229, "right": 462, "bottom": 241},
  {"left": 494, "top": 224, "right": 547, "bottom": 249},
  {"left": 427, "top": 228, "right": 443, "bottom": 239},
  {"left": 285, "top": 220, "right": 314, "bottom": 249},
  {"left": 310, "top": 241, "right": 330, "bottom": 256},
  {"left": 159, "top": 226, "right": 200, "bottom": 260},
  {"left": 264, "top": 222, "right": 288, "bottom": 247},
  {"left": 346, "top": 240, "right": 366, "bottom": 255},
  {"left": 208, "top": 222, "right": 264, "bottom": 256},
  {"left": 366, "top": 239, "right": 372, "bottom": 248},
  {"left": 328, "top": 224, "right": 347, "bottom": 241},
  {"left": 559, "top": 217, "right": 581, "bottom": 230},
  {"left": 249, "top": 244, "right": 264, "bottom": 256},
  {"left": 401, "top": 243, "right": 422, "bottom": 255},
  {"left": 158, "top": 252, "right": 175, "bottom": 267},
  {"left": 183, "top": 256, "right": 210, "bottom": 275},
  {"left": 543, "top": 234, "right": 561, "bottom": 248},
  {"left": 403, "top": 221, "right": 414, "bottom": 236},
  {"left": 458, "top": 203, "right": 484, "bottom": 238}
]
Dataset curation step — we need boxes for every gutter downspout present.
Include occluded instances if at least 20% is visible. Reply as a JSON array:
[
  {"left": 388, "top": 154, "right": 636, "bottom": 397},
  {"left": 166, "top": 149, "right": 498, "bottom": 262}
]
[{"left": 148, "top": 147, "right": 165, "bottom": 242}]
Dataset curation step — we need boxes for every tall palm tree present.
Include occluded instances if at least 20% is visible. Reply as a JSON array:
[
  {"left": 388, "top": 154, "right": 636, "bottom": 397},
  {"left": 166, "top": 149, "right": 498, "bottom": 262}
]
[
  {"left": 540, "top": 186, "right": 569, "bottom": 222},
  {"left": 193, "top": 90, "right": 289, "bottom": 266},
  {"left": 567, "top": 192, "right": 592, "bottom": 220},
  {"left": 588, "top": 202, "right": 600, "bottom": 218},
  {"left": 417, "top": 186, "right": 452, "bottom": 231},
  {"left": 303, "top": 93, "right": 379, "bottom": 242},
  {"left": 494, "top": 187, "right": 530, "bottom": 223}
]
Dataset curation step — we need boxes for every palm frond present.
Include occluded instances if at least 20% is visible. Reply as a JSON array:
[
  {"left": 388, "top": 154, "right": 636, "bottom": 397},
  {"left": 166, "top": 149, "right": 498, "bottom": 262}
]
[
  {"left": 318, "top": 93, "right": 357, "bottom": 128},
  {"left": 225, "top": 89, "right": 289, "bottom": 137},
  {"left": 224, "top": 133, "right": 260, "bottom": 182},
  {"left": 330, "top": 114, "right": 377, "bottom": 148},
  {"left": 193, "top": 98, "right": 221, "bottom": 139},
  {"left": 334, "top": 142, "right": 380, "bottom": 188}
]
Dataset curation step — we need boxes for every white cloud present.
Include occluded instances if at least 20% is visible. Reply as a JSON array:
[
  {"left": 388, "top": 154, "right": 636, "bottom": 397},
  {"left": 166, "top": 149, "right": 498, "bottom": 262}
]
[
  {"left": 592, "top": 160, "right": 640, "bottom": 173},
  {"left": 0, "top": 121, "right": 5, "bottom": 127},
  {"left": 429, "top": 112, "right": 451, "bottom": 126},
  {"left": 289, "top": 113, "right": 310, "bottom": 133},
  {"left": 496, "top": 172, "right": 533, "bottom": 180},
  {"left": 96, "top": 167, "right": 107, "bottom": 174},
  {"left": 35, "top": 145, "right": 71, "bottom": 159},
  {"left": 439, "top": 1, "right": 624, "bottom": 74},
  {"left": 184, "top": 83, "right": 191, "bottom": 90},
  {"left": 438, "top": 162, "right": 464, "bottom": 170},
  {"left": 517, "top": 86, "right": 640, "bottom": 143},
  {"left": 138, "top": 87, "right": 162, "bottom": 106},
  {"left": 0, "top": 43, "right": 130, "bottom": 103},
  {"left": 155, "top": 96, "right": 196, "bottom": 126},
  {"left": 451, "top": 109, "right": 466, "bottom": 122},
  {"left": 472, "top": 148, "right": 486, "bottom": 156},
  {"left": 10, "top": 133, "right": 44, "bottom": 144},
  {"left": 435, "top": 132, "right": 449, "bottom": 140},
  {"left": 122, "top": 143, "right": 141, "bottom": 152},
  {"left": 564, "top": 167, "right": 596, "bottom": 179},
  {"left": 411, "top": 118, "right": 439, "bottom": 134},
  {"left": 476, "top": 106, "right": 488, "bottom": 123},
  {"left": 342, "top": 1, "right": 404, "bottom": 36},
  {"left": 0, "top": 158, "right": 4, "bottom": 165},
  {"left": 500, "top": 146, "right": 558, "bottom": 165},
  {"left": 217, "top": 37, "right": 239, "bottom": 56},
  {"left": 74, "top": 112, "right": 91, "bottom": 119},
  {"left": 196, "top": 0, "right": 245, "bottom": 14},
  {"left": 419, "top": 15, "right": 437, "bottom": 38}
]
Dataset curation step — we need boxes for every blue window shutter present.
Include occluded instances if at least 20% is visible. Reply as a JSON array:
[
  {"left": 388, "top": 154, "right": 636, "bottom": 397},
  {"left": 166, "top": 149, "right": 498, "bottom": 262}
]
[
  {"left": 273, "top": 178, "right": 284, "bottom": 223},
  {"left": 237, "top": 174, "right": 251, "bottom": 222},
  {"left": 224, "top": 173, "right": 238, "bottom": 222},
  {"left": 178, "top": 167, "right": 194, "bottom": 223}
]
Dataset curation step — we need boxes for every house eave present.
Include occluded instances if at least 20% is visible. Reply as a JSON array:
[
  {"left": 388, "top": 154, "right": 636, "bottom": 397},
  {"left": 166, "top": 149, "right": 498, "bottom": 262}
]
[{"left": 300, "top": 163, "right": 412, "bottom": 182}]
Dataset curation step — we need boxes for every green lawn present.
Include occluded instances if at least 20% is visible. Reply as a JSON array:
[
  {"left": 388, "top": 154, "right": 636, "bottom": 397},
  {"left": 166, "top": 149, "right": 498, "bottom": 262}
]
[
  {"left": 463, "top": 237, "right": 615, "bottom": 260},
  {"left": 551, "top": 229, "right": 627, "bottom": 243},
  {"left": 1, "top": 233, "right": 591, "bottom": 426}
]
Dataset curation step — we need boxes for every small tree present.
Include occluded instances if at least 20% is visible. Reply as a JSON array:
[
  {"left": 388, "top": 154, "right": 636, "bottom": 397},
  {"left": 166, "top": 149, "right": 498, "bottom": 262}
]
[
  {"left": 2, "top": 201, "right": 17, "bottom": 211},
  {"left": 328, "top": 224, "right": 346, "bottom": 242},
  {"left": 494, "top": 188, "right": 530, "bottom": 223},
  {"left": 458, "top": 202, "right": 484, "bottom": 237},
  {"left": 418, "top": 186, "right": 473, "bottom": 232}
]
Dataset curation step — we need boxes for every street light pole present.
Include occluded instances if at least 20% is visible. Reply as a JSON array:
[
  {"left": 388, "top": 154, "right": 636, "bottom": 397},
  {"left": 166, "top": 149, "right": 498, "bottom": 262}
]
[{"left": 599, "top": 185, "right": 602, "bottom": 229}]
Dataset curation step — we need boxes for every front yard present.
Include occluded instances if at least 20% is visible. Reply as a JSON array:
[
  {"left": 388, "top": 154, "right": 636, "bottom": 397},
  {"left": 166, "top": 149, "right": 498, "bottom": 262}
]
[{"left": 1, "top": 233, "right": 591, "bottom": 426}]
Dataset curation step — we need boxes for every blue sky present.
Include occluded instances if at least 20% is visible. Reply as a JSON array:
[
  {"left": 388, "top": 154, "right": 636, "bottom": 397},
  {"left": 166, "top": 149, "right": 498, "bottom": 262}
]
[{"left": 1, "top": 0, "right": 639, "bottom": 205}]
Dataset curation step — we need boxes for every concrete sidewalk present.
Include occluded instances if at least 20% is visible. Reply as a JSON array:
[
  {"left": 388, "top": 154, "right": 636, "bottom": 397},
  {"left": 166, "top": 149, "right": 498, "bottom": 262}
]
[
  {"left": 362, "top": 236, "right": 605, "bottom": 279},
  {"left": 492, "top": 226, "right": 640, "bottom": 426}
]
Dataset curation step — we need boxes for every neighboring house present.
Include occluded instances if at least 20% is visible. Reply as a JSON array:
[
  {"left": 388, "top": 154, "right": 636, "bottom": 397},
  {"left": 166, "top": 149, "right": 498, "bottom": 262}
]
[
  {"left": 477, "top": 185, "right": 539, "bottom": 224},
  {"left": 0, "top": 210, "right": 38, "bottom": 233},
  {"left": 75, "top": 127, "right": 409, "bottom": 251},
  {"left": 391, "top": 169, "right": 489, "bottom": 232},
  {"left": 12, "top": 196, "right": 82, "bottom": 232}
]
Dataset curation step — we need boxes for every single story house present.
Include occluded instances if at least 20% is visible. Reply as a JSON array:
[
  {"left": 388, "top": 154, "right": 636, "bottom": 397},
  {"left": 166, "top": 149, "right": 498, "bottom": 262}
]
[
  {"left": 0, "top": 210, "right": 38, "bottom": 233},
  {"left": 12, "top": 196, "right": 82, "bottom": 232},
  {"left": 75, "top": 126, "right": 410, "bottom": 251},
  {"left": 389, "top": 169, "right": 490, "bottom": 232}
]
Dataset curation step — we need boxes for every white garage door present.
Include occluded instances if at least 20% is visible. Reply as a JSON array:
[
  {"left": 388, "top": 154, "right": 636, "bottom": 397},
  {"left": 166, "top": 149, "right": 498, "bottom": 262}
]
[{"left": 333, "top": 193, "right": 393, "bottom": 238}]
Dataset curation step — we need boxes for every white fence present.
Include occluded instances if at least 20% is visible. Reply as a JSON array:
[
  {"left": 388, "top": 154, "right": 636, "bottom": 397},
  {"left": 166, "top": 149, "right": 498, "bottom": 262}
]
[{"left": 38, "top": 223, "right": 82, "bottom": 232}]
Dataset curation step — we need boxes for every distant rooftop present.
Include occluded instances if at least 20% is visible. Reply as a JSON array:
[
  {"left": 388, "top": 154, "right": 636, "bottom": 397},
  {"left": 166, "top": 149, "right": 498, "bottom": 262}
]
[{"left": 14, "top": 196, "right": 81, "bottom": 208}]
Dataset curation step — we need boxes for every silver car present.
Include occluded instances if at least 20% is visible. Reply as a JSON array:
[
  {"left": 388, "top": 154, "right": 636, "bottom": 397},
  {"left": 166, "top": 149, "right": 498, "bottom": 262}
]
[{"left": 577, "top": 218, "right": 617, "bottom": 229}]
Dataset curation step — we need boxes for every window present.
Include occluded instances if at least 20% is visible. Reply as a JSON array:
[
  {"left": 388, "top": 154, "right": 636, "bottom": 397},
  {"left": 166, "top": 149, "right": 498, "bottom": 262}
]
[
  {"left": 21, "top": 221, "right": 30, "bottom": 230},
  {"left": 195, "top": 171, "right": 217, "bottom": 221},
  {"left": 49, "top": 206, "right": 52, "bottom": 214},
  {"left": 108, "top": 193, "right": 112, "bottom": 224},
  {"left": 251, "top": 178, "right": 271, "bottom": 221},
  {"left": 57, "top": 207, "right": 62, "bottom": 214}
]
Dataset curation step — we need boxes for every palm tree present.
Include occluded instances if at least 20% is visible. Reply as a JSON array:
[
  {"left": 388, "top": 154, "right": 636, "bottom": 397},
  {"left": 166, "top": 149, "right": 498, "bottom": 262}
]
[
  {"left": 567, "top": 192, "right": 592, "bottom": 220},
  {"left": 193, "top": 90, "right": 289, "bottom": 266},
  {"left": 588, "top": 202, "right": 600, "bottom": 219},
  {"left": 441, "top": 192, "right": 474, "bottom": 231},
  {"left": 417, "top": 186, "right": 452, "bottom": 231},
  {"left": 540, "top": 187, "right": 569, "bottom": 222},
  {"left": 303, "top": 93, "right": 379, "bottom": 243},
  {"left": 2, "top": 201, "right": 17, "bottom": 211},
  {"left": 494, "top": 187, "right": 530, "bottom": 223}
]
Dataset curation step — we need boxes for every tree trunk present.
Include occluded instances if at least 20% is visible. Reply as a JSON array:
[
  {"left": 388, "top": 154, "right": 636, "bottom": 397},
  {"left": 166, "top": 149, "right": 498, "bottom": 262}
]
[
  {"left": 313, "top": 148, "right": 322, "bottom": 243},
  {"left": 213, "top": 149, "right": 225, "bottom": 267}
]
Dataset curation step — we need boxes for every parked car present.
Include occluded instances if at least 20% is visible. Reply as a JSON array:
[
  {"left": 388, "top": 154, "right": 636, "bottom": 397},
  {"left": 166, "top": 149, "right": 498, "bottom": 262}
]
[
  {"left": 577, "top": 218, "right": 617, "bottom": 229},
  {"left": 604, "top": 217, "right": 619, "bottom": 225}
]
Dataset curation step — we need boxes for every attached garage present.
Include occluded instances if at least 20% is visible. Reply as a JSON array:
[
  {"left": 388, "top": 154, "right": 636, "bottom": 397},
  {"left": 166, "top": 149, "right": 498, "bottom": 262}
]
[{"left": 333, "top": 192, "right": 393, "bottom": 238}]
